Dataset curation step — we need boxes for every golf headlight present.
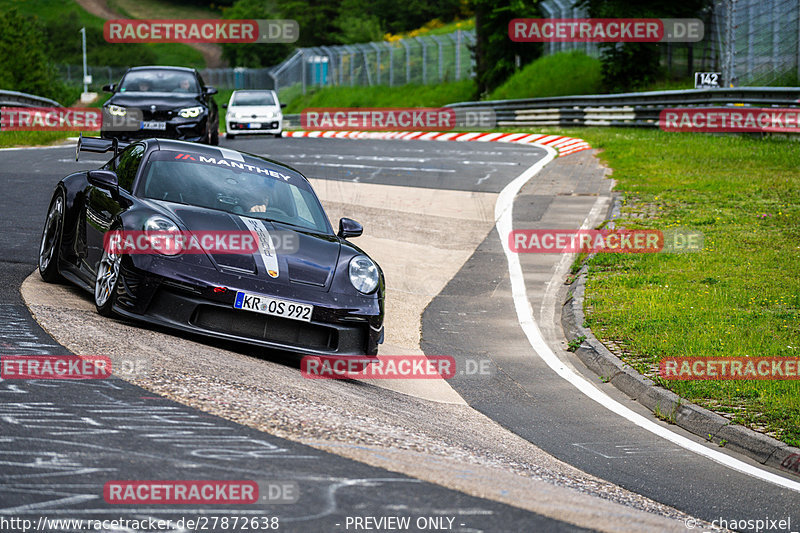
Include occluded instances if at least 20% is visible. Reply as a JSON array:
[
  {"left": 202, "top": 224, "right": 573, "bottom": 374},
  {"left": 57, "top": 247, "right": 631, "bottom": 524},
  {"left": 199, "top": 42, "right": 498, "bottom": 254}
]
[
  {"left": 264, "top": 111, "right": 274, "bottom": 118},
  {"left": 144, "top": 215, "right": 182, "bottom": 256},
  {"left": 348, "top": 255, "right": 379, "bottom": 294},
  {"left": 107, "top": 105, "right": 126, "bottom": 116},
  {"left": 178, "top": 106, "right": 203, "bottom": 118}
]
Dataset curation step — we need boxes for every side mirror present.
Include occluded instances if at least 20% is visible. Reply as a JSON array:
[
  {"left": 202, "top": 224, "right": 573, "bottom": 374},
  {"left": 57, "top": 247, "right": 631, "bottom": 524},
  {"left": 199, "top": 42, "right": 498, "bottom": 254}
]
[
  {"left": 204, "top": 86, "right": 218, "bottom": 96},
  {"left": 102, "top": 84, "right": 115, "bottom": 93},
  {"left": 88, "top": 170, "right": 119, "bottom": 192},
  {"left": 222, "top": 103, "right": 228, "bottom": 109},
  {"left": 338, "top": 218, "right": 363, "bottom": 239},
  {"left": 280, "top": 103, "right": 287, "bottom": 108}
]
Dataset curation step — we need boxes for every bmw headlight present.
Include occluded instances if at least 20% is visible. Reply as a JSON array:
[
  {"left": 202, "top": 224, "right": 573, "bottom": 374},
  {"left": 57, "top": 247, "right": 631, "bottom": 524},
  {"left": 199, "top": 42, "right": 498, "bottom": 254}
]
[
  {"left": 348, "top": 255, "right": 379, "bottom": 294},
  {"left": 144, "top": 215, "right": 183, "bottom": 256},
  {"left": 107, "top": 105, "right": 127, "bottom": 117},
  {"left": 178, "top": 106, "right": 203, "bottom": 118}
]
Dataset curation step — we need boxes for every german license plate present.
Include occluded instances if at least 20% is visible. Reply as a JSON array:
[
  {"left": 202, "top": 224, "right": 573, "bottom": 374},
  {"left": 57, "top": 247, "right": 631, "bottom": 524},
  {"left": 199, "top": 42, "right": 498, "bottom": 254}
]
[
  {"left": 248, "top": 123, "right": 262, "bottom": 129},
  {"left": 141, "top": 121, "right": 166, "bottom": 130},
  {"left": 233, "top": 291, "right": 313, "bottom": 322}
]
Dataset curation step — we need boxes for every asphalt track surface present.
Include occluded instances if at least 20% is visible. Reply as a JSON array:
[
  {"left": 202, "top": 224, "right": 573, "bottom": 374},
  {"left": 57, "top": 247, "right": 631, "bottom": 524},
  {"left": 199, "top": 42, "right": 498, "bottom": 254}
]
[
  {"left": 0, "top": 139, "right": 583, "bottom": 533},
  {"left": 0, "top": 135, "right": 797, "bottom": 532}
]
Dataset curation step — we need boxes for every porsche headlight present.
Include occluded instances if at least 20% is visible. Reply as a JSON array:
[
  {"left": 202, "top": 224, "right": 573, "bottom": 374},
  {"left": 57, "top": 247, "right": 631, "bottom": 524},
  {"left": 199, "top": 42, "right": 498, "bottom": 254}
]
[
  {"left": 144, "top": 215, "right": 182, "bottom": 256},
  {"left": 349, "top": 255, "right": 379, "bottom": 294},
  {"left": 107, "top": 105, "right": 127, "bottom": 116},
  {"left": 178, "top": 106, "right": 203, "bottom": 118}
]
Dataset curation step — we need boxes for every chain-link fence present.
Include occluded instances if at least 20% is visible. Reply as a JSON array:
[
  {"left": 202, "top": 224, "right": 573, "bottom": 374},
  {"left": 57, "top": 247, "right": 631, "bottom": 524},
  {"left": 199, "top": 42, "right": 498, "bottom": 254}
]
[
  {"left": 715, "top": 0, "right": 800, "bottom": 86},
  {"left": 539, "top": 0, "right": 799, "bottom": 87},
  {"left": 269, "top": 30, "right": 476, "bottom": 95}
]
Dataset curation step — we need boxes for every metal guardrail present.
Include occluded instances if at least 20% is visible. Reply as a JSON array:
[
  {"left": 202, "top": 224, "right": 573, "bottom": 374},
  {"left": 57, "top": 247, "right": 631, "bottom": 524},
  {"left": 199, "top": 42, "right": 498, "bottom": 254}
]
[
  {"left": 0, "top": 90, "right": 62, "bottom": 108},
  {"left": 278, "top": 88, "right": 800, "bottom": 131},
  {"left": 447, "top": 87, "right": 800, "bottom": 128}
]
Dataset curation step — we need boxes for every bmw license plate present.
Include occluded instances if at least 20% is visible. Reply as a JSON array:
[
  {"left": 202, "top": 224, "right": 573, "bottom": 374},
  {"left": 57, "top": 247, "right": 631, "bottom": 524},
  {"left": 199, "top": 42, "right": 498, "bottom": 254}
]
[
  {"left": 141, "top": 121, "right": 166, "bottom": 130},
  {"left": 248, "top": 123, "right": 262, "bottom": 129},
  {"left": 233, "top": 291, "right": 313, "bottom": 322}
]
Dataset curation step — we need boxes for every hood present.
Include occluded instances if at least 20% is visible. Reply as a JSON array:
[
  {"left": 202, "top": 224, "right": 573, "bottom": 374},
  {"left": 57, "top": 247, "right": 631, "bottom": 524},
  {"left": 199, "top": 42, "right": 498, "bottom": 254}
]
[
  {"left": 150, "top": 201, "right": 340, "bottom": 289},
  {"left": 107, "top": 92, "right": 204, "bottom": 111}
]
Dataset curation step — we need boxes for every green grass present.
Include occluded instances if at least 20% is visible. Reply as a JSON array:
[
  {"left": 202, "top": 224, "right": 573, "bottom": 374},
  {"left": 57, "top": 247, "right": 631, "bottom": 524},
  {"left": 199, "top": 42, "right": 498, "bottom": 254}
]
[
  {"left": 544, "top": 127, "right": 800, "bottom": 446},
  {"left": 0, "top": 131, "right": 74, "bottom": 148},
  {"left": 282, "top": 80, "right": 476, "bottom": 113},
  {"left": 488, "top": 51, "right": 603, "bottom": 100},
  {"left": 0, "top": 0, "right": 204, "bottom": 68}
]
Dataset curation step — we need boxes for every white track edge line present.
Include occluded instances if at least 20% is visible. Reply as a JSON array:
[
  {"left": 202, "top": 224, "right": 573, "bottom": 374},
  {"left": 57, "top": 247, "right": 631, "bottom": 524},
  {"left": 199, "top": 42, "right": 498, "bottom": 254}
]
[{"left": 496, "top": 145, "right": 800, "bottom": 493}]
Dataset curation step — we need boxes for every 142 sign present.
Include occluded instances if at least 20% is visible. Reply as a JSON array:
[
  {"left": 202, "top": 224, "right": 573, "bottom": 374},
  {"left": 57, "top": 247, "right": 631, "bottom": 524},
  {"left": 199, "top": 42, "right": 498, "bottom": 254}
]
[{"left": 695, "top": 72, "right": 721, "bottom": 88}]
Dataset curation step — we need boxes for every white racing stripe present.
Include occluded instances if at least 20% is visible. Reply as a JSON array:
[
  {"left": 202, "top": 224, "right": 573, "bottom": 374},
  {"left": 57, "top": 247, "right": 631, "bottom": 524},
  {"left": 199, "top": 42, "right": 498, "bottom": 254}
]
[
  {"left": 239, "top": 216, "right": 279, "bottom": 278},
  {"left": 496, "top": 145, "right": 800, "bottom": 493}
]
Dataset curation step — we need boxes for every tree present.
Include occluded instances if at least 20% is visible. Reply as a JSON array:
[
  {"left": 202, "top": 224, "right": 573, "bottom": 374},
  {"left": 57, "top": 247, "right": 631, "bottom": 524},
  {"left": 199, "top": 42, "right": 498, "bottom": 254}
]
[
  {"left": 221, "top": 0, "right": 293, "bottom": 67},
  {"left": 0, "top": 9, "right": 54, "bottom": 97},
  {"left": 473, "top": 0, "right": 541, "bottom": 97},
  {"left": 576, "top": 0, "right": 711, "bottom": 91}
]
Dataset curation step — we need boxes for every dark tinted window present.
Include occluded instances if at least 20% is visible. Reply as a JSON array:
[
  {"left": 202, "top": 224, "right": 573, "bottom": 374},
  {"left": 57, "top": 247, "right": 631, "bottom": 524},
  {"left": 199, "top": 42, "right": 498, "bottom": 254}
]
[
  {"left": 115, "top": 144, "right": 145, "bottom": 192},
  {"left": 119, "top": 70, "right": 199, "bottom": 93},
  {"left": 232, "top": 91, "right": 276, "bottom": 106}
]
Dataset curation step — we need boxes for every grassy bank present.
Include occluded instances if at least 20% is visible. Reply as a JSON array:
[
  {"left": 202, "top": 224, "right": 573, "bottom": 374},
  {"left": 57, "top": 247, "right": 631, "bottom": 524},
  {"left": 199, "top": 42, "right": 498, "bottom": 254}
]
[
  {"left": 282, "top": 80, "right": 476, "bottom": 113},
  {"left": 549, "top": 128, "right": 800, "bottom": 446}
]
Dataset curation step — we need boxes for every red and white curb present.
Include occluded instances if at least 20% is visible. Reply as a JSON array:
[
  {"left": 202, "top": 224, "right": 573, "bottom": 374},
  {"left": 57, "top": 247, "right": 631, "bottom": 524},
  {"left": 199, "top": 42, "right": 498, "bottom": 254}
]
[{"left": 284, "top": 130, "right": 591, "bottom": 157}]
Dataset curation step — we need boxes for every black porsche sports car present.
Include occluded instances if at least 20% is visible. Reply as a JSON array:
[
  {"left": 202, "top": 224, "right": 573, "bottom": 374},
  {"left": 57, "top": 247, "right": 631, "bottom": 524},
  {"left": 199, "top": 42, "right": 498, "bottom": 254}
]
[
  {"left": 101, "top": 66, "right": 220, "bottom": 145},
  {"left": 38, "top": 137, "right": 384, "bottom": 356}
]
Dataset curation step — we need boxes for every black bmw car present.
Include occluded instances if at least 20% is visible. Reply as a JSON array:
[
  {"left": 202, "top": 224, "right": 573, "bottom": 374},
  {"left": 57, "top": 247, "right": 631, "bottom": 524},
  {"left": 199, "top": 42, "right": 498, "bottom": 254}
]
[
  {"left": 101, "top": 66, "right": 220, "bottom": 145},
  {"left": 38, "top": 137, "right": 384, "bottom": 356}
]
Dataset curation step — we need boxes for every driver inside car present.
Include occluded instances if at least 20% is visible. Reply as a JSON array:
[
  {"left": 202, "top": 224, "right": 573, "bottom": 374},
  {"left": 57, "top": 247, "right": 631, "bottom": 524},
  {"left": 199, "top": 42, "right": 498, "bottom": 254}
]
[{"left": 248, "top": 182, "right": 275, "bottom": 213}]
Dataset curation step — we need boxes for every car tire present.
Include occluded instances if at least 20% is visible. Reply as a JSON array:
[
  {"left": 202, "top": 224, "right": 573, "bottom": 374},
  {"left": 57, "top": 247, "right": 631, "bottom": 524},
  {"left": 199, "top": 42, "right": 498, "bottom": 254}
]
[
  {"left": 211, "top": 128, "right": 219, "bottom": 145},
  {"left": 38, "top": 189, "right": 65, "bottom": 283},
  {"left": 275, "top": 131, "right": 282, "bottom": 138},
  {"left": 94, "top": 236, "right": 122, "bottom": 317},
  {"left": 226, "top": 133, "right": 235, "bottom": 140}
]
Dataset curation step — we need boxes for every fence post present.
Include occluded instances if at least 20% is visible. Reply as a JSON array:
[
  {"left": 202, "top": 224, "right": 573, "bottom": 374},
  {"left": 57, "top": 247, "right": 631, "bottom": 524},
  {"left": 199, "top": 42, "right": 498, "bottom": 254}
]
[
  {"left": 416, "top": 37, "right": 428, "bottom": 84},
  {"left": 388, "top": 42, "right": 394, "bottom": 86},
  {"left": 400, "top": 39, "right": 411, "bottom": 84},
  {"left": 453, "top": 31, "right": 462, "bottom": 80},
  {"left": 370, "top": 42, "right": 382, "bottom": 85},
  {"left": 359, "top": 45, "right": 373, "bottom": 86},
  {"left": 301, "top": 49, "right": 307, "bottom": 95},
  {"left": 431, "top": 35, "right": 444, "bottom": 83}
]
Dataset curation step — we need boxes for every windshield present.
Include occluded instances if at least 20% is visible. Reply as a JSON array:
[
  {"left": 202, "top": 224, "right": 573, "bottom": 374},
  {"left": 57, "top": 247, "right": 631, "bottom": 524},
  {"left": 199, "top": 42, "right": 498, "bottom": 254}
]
[
  {"left": 139, "top": 151, "right": 331, "bottom": 233},
  {"left": 119, "top": 70, "right": 199, "bottom": 93},
  {"left": 231, "top": 91, "right": 276, "bottom": 106}
]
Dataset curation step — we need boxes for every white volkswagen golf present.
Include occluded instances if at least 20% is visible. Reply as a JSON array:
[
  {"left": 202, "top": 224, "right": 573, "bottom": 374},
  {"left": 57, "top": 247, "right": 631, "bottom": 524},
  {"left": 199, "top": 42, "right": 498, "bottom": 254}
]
[{"left": 224, "top": 90, "right": 285, "bottom": 139}]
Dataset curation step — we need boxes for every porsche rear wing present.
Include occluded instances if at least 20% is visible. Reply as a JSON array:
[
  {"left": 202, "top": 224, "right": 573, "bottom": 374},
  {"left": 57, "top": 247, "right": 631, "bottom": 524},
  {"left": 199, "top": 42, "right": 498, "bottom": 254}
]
[{"left": 75, "top": 133, "right": 130, "bottom": 161}]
